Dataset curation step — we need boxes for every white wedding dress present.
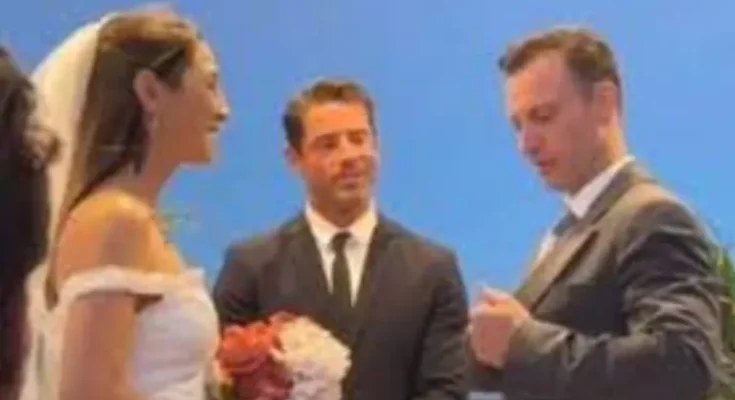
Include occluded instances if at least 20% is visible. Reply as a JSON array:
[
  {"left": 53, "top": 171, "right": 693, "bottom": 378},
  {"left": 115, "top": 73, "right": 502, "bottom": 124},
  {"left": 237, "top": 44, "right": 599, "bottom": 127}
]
[
  {"left": 20, "top": 13, "right": 222, "bottom": 400},
  {"left": 22, "top": 265, "right": 220, "bottom": 400}
]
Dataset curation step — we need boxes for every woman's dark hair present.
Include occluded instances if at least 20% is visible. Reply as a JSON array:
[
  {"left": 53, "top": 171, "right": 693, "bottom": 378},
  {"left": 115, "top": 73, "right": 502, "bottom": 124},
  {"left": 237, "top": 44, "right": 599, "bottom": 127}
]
[
  {"left": 0, "top": 46, "right": 58, "bottom": 400},
  {"left": 62, "top": 9, "right": 200, "bottom": 217}
]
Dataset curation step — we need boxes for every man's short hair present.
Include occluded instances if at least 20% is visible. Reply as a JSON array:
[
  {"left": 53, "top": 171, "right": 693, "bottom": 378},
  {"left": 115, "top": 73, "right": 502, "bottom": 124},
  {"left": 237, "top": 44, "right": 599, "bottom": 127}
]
[
  {"left": 498, "top": 26, "right": 622, "bottom": 101},
  {"left": 283, "top": 78, "right": 376, "bottom": 150}
]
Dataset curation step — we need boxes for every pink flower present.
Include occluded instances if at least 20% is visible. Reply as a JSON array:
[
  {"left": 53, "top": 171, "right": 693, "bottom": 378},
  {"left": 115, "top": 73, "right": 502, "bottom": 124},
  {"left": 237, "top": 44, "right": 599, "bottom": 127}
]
[
  {"left": 217, "top": 312, "right": 350, "bottom": 400},
  {"left": 217, "top": 312, "right": 297, "bottom": 399}
]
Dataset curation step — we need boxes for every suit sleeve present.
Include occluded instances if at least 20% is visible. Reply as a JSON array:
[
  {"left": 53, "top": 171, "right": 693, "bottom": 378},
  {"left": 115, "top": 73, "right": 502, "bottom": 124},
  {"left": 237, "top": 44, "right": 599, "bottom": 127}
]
[
  {"left": 500, "top": 201, "right": 725, "bottom": 400},
  {"left": 412, "top": 253, "right": 470, "bottom": 400},
  {"left": 468, "top": 351, "right": 503, "bottom": 392},
  {"left": 213, "top": 244, "right": 260, "bottom": 328}
]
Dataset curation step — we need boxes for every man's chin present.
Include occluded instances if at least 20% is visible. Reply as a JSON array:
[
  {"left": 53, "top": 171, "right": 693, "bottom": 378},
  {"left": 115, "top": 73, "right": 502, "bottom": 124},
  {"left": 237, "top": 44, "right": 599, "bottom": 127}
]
[
  {"left": 542, "top": 176, "right": 574, "bottom": 194},
  {"left": 333, "top": 190, "right": 371, "bottom": 209}
]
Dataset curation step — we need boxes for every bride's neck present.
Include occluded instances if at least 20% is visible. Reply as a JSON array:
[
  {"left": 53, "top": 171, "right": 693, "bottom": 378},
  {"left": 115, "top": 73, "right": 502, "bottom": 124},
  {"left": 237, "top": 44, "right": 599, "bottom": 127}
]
[{"left": 102, "top": 162, "right": 175, "bottom": 207}]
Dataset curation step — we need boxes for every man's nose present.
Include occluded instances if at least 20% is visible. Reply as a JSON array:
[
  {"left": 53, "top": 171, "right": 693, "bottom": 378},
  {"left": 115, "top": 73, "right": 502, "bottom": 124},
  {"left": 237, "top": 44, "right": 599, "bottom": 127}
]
[
  {"left": 336, "top": 138, "right": 363, "bottom": 164},
  {"left": 518, "top": 127, "right": 542, "bottom": 158}
]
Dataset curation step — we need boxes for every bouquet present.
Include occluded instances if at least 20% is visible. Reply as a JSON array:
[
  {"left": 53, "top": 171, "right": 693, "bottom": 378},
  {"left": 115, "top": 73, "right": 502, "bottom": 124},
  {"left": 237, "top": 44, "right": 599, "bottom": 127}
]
[{"left": 215, "top": 312, "right": 351, "bottom": 400}]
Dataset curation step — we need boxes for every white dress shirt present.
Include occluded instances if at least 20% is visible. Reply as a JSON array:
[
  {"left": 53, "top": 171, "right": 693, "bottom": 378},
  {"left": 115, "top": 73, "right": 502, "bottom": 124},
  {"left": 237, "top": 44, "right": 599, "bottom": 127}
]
[
  {"left": 534, "top": 155, "right": 634, "bottom": 264},
  {"left": 304, "top": 201, "right": 378, "bottom": 304}
]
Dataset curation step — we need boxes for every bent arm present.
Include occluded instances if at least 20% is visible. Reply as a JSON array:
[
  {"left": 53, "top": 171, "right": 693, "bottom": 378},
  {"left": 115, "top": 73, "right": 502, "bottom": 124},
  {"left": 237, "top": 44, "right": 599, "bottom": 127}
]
[
  {"left": 468, "top": 353, "right": 503, "bottom": 393},
  {"left": 60, "top": 293, "right": 145, "bottom": 400},
  {"left": 55, "top": 197, "right": 155, "bottom": 400},
  {"left": 213, "top": 245, "right": 259, "bottom": 328},
  {"left": 412, "top": 255, "right": 470, "bottom": 400},
  {"left": 501, "top": 202, "right": 724, "bottom": 400}
]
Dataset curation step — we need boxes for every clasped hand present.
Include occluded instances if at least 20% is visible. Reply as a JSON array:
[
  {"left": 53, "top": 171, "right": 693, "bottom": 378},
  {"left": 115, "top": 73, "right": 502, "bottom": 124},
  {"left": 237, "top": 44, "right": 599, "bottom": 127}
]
[{"left": 468, "top": 287, "right": 531, "bottom": 368}]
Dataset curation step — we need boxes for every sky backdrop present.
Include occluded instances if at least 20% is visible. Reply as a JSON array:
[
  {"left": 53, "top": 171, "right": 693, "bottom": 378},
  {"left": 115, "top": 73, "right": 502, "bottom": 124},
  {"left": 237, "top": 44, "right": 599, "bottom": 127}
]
[{"left": 2, "top": 1, "right": 734, "bottom": 300}]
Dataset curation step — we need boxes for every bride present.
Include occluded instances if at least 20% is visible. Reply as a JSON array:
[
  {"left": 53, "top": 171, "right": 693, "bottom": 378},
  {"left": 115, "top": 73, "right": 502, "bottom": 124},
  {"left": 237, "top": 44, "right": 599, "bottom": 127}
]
[{"left": 22, "top": 8, "right": 230, "bottom": 400}]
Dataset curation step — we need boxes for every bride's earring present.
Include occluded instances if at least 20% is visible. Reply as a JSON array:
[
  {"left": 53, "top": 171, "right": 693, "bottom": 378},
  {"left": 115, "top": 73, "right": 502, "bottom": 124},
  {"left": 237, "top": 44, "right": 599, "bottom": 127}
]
[
  {"left": 148, "top": 113, "right": 159, "bottom": 134},
  {"left": 131, "top": 112, "right": 156, "bottom": 174}
]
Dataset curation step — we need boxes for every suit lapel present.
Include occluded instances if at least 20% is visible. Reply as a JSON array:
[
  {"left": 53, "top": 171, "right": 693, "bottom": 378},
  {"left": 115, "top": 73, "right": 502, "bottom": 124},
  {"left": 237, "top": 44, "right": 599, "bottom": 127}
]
[
  {"left": 282, "top": 216, "right": 333, "bottom": 326},
  {"left": 348, "top": 216, "right": 398, "bottom": 347},
  {"left": 515, "top": 223, "right": 597, "bottom": 307},
  {"left": 515, "top": 162, "right": 655, "bottom": 308}
]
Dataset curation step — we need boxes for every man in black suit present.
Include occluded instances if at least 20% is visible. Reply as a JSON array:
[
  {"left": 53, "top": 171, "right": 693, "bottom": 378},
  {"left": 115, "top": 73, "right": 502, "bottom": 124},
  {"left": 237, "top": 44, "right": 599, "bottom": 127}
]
[
  {"left": 214, "top": 78, "right": 469, "bottom": 400},
  {"left": 468, "top": 27, "right": 726, "bottom": 399}
]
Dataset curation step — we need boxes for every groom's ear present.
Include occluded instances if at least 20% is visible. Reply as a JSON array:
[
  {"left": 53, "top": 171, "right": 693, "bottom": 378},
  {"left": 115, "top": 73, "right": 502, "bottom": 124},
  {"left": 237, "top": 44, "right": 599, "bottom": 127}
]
[
  {"left": 285, "top": 145, "right": 303, "bottom": 175},
  {"left": 133, "top": 69, "right": 163, "bottom": 115},
  {"left": 591, "top": 80, "right": 619, "bottom": 126}
]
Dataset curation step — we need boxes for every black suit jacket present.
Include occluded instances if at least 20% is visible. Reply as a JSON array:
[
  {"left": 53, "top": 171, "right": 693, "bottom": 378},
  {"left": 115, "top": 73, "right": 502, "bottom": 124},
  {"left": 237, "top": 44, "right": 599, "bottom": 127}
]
[
  {"left": 471, "top": 163, "right": 726, "bottom": 400},
  {"left": 214, "top": 214, "right": 469, "bottom": 400}
]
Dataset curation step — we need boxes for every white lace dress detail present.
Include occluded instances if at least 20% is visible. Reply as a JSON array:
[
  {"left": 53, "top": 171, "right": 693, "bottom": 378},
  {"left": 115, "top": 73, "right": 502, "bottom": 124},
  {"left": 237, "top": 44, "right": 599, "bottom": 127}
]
[{"left": 22, "top": 266, "right": 219, "bottom": 400}]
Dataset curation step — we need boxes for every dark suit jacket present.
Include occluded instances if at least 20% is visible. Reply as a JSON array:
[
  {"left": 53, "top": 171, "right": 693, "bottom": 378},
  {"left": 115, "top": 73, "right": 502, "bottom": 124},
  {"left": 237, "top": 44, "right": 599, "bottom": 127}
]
[
  {"left": 214, "top": 214, "right": 469, "bottom": 400},
  {"left": 471, "top": 163, "right": 725, "bottom": 400}
]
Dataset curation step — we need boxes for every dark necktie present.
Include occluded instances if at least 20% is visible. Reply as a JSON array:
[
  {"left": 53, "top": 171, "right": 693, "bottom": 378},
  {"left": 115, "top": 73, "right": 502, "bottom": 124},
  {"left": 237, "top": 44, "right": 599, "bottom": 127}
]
[
  {"left": 532, "top": 211, "right": 579, "bottom": 270},
  {"left": 330, "top": 232, "right": 352, "bottom": 317},
  {"left": 552, "top": 211, "right": 578, "bottom": 239}
]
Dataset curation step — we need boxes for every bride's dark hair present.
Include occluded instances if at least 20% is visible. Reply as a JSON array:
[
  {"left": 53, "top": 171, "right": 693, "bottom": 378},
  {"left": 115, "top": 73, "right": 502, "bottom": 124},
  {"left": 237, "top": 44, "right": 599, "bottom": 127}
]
[
  {"left": 62, "top": 8, "right": 200, "bottom": 217},
  {"left": 0, "top": 46, "right": 58, "bottom": 400}
]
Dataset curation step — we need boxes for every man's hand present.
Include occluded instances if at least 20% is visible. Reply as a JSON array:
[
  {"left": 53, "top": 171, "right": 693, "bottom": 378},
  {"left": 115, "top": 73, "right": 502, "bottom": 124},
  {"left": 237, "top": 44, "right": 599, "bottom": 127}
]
[{"left": 468, "top": 287, "right": 531, "bottom": 368}]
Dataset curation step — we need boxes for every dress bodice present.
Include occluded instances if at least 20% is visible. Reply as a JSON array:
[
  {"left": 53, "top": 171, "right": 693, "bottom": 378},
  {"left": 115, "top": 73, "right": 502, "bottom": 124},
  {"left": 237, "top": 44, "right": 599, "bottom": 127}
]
[{"left": 21, "top": 265, "right": 219, "bottom": 400}]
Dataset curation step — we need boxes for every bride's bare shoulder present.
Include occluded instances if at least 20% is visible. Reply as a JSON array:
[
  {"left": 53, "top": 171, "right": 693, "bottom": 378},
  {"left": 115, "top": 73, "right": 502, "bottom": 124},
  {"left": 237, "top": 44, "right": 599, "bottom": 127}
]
[{"left": 55, "top": 192, "right": 157, "bottom": 280}]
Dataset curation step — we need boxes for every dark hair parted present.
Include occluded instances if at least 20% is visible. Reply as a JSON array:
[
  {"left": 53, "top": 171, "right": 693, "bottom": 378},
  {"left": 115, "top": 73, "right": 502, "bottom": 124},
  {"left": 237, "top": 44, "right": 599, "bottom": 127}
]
[
  {"left": 64, "top": 9, "right": 200, "bottom": 213},
  {"left": 498, "top": 26, "right": 622, "bottom": 102},
  {"left": 0, "top": 45, "right": 57, "bottom": 400},
  {"left": 282, "top": 78, "right": 376, "bottom": 151}
]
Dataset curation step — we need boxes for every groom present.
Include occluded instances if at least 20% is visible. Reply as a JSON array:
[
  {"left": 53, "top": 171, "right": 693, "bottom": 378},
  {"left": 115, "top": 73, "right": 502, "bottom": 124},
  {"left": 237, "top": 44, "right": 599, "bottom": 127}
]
[
  {"left": 213, "top": 78, "right": 469, "bottom": 400},
  {"left": 468, "top": 26, "right": 725, "bottom": 399}
]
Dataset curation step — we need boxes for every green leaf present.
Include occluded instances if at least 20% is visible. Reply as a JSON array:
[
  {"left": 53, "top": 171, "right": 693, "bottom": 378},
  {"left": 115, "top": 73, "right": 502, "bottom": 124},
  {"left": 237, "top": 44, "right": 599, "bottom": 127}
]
[
  {"left": 159, "top": 209, "right": 195, "bottom": 240},
  {"left": 205, "top": 382, "right": 237, "bottom": 400},
  {"left": 712, "top": 245, "right": 735, "bottom": 399}
]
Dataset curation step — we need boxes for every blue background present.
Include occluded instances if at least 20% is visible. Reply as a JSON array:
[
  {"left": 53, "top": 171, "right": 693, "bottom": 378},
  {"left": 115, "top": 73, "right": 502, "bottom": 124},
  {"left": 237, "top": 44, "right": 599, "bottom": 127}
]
[{"left": 3, "top": 1, "right": 734, "bottom": 299}]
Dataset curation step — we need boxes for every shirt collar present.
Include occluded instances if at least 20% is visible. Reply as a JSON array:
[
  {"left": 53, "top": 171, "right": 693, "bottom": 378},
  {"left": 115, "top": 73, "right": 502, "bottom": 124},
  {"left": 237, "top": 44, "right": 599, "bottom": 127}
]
[
  {"left": 305, "top": 200, "right": 378, "bottom": 249},
  {"left": 564, "top": 155, "right": 634, "bottom": 218}
]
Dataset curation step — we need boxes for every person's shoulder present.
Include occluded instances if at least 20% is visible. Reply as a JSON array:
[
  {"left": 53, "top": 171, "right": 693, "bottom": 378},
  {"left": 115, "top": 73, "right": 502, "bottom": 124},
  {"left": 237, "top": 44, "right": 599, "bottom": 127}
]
[
  {"left": 617, "top": 181, "right": 703, "bottom": 229},
  {"left": 73, "top": 191, "right": 153, "bottom": 237},
  {"left": 223, "top": 215, "right": 303, "bottom": 265},
  {"left": 381, "top": 216, "right": 457, "bottom": 264},
  {"left": 55, "top": 191, "right": 156, "bottom": 281},
  {"left": 610, "top": 180, "right": 712, "bottom": 253}
]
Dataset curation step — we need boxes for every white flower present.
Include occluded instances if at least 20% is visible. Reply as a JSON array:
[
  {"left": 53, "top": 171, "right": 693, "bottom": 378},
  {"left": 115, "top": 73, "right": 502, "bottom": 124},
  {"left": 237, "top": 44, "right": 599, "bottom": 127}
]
[{"left": 276, "top": 317, "right": 351, "bottom": 400}]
